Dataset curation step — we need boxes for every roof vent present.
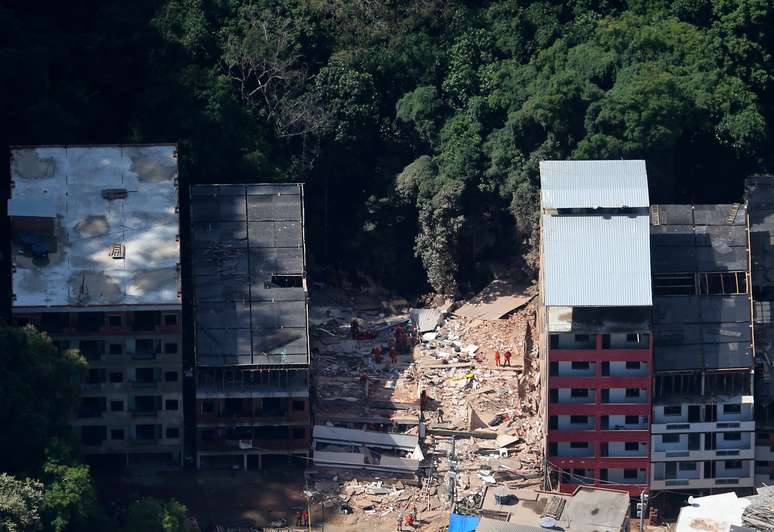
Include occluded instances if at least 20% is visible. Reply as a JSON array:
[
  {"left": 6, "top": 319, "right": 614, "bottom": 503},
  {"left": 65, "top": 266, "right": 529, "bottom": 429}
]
[
  {"left": 109, "top": 244, "right": 125, "bottom": 259},
  {"left": 101, "top": 188, "right": 128, "bottom": 200}
]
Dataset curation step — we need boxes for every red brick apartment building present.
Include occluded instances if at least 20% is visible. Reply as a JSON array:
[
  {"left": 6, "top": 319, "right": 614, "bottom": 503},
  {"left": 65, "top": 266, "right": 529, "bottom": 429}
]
[{"left": 540, "top": 160, "right": 653, "bottom": 497}]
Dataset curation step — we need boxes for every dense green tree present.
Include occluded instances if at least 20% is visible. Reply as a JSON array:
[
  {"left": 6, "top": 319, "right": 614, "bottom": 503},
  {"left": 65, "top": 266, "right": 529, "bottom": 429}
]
[
  {"left": 0, "top": 474, "right": 43, "bottom": 532},
  {"left": 124, "top": 498, "right": 187, "bottom": 532},
  {"left": 2, "top": 0, "right": 774, "bottom": 293},
  {"left": 0, "top": 327, "right": 85, "bottom": 476},
  {"left": 40, "top": 444, "right": 110, "bottom": 532}
]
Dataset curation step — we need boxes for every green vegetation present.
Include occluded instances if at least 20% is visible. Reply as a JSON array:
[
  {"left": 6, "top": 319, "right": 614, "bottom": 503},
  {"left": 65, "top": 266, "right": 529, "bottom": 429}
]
[
  {"left": 0, "top": 326, "right": 188, "bottom": 531},
  {"left": 2, "top": 1, "right": 773, "bottom": 294}
]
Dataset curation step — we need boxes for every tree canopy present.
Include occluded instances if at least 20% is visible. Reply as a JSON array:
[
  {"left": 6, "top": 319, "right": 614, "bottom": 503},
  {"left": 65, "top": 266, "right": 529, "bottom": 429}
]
[
  {"left": 2, "top": 0, "right": 773, "bottom": 294},
  {"left": 0, "top": 326, "right": 84, "bottom": 476}
]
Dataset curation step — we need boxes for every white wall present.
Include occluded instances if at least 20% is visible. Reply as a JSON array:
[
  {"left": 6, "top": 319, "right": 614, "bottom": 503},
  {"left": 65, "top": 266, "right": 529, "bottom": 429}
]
[
  {"left": 606, "top": 468, "right": 647, "bottom": 484},
  {"left": 557, "top": 441, "right": 594, "bottom": 457},
  {"left": 607, "top": 414, "right": 648, "bottom": 430},
  {"left": 608, "top": 360, "right": 648, "bottom": 377},
  {"left": 607, "top": 388, "right": 647, "bottom": 404},
  {"left": 717, "top": 460, "right": 751, "bottom": 478},
  {"left": 717, "top": 432, "right": 752, "bottom": 451},
  {"left": 605, "top": 333, "right": 649, "bottom": 349},
  {"left": 557, "top": 361, "right": 596, "bottom": 377},
  {"left": 653, "top": 433, "right": 689, "bottom": 452},
  {"left": 717, "top": 400, "right": 754, "bottom": 422},
  {"left": 557, "top": 388, "right": 595, "bottom": 404},
  {"left": 654, "top": 404, "right": 687, "bottom": 423},
  {"left": 652, "top": 462, "right": 700, "bottom": 480},
  {"left": 608, "top": 441, "right": 648, "bottom": 457},
  {"left": 556, "top": 415, "right": 596, "bottom": 430},
  {"left": 554, "top": 334, "right": 596, "bottom": 349}
]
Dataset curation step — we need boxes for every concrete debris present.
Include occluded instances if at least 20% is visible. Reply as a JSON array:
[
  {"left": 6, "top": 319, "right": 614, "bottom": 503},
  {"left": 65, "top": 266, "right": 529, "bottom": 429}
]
[{"left": 306, "top": 285, "right": 543, "bottom": 530}]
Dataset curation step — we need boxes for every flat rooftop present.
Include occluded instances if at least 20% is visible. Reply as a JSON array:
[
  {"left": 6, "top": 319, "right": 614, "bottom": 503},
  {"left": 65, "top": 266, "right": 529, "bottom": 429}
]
[
  {"left": 540, "top": 159, "right": 652, "bottom": 308},
  {"left": 540, "top": 159, "right": 649, "bottom": 209},
  {"left": 651, "top": 204, "right": 753, "bottom": 371},
  {"left": 486, "top": 487, "right": 629, "bottom": 532},
  {"left": 190, "top": 184, "right": 309, "bottom": 366},
  {"left": 9, "top": 145, "right": 180, "bottom": 309}
]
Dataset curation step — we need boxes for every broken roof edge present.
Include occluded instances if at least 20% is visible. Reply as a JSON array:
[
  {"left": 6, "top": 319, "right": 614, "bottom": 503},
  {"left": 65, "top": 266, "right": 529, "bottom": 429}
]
[
  {"left": 12, "top": 303, "right": 182, "bottom": 313},
  {"left": 539, "top": 159, "right": 649, "bottom": 209},
  {"left": 10, "top": 142, "right": 178, "bottom": 149}
]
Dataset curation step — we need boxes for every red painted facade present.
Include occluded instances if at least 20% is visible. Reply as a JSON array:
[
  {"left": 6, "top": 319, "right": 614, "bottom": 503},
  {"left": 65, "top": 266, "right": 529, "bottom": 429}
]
[{"left": 547, "top": 334, "right": 652, "bottom": 497}]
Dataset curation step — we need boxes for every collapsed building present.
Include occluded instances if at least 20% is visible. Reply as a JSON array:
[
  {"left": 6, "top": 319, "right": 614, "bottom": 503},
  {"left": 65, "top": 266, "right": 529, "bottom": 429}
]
[
  {"left": 649, "top": 204, "right": 756, "bottom": 491},
  {"left": 8, "top": 145, "right": 184, "bottom": 468},
  {"left": 539, "top": 160, "right": 653, "bottom": 497},
  {"left": 189, "top": 184, "right": 310, "bottom": 469},
  {"left": 746, "top": 177, "right": 774, "bottom": 487}
]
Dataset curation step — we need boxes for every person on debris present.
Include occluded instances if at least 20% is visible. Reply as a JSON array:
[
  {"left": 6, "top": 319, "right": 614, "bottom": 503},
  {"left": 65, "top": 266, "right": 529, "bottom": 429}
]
[
  {"left": 420, "top": 389, "right": 429, "bottom": 410},
  {"left": 494, "top": 350, "right": 501, "bottom": 367},
  {"left": 395, "top": 325, "right": 407, "bottom": 351},
  {"left": 351, "top": 319, "right": 360, "bottom": 338},
  {"left": 296, "top": 511, "right": 304, "bottom": 526},
  {"left": 372, "top": 345, "right": 383, "bottom": 363},
  {"left": 302, "top": 510, "right": 309, "bottom": 526},
  {"left": 389, "top": 346, "right": 398, "bottom": 364},
  {"left": 411, "top": 506, "right": 418, "bottom": 524},
  {"left": 396, "top": 514, "right": 403, "bottom": 531},
  {"left": 436, "top": 407, "right": 444, "bottom": 423},
  {"left": 405, "top": 512, "right": 414, "bottom": 528},
  {"left": 503, "top": 351, "right": 512, "bottom": 366}
]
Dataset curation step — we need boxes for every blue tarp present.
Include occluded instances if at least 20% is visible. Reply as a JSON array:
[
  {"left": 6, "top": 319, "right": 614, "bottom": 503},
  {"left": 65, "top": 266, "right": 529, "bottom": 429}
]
[{"left": 448, "top": 513, "right": 481, "bottom": 532}]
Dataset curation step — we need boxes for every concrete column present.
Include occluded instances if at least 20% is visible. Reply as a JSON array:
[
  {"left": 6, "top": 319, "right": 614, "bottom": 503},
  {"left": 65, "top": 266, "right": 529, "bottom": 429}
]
[
  {"left": 126, "top": 453, "right": 130, "bottom": 468},
  {"left": 196, "top": 454, "right": 201, "bottom": 470},
  {"left": 243, "top": 454, "right": 248, "bottom": 470},
  {"left": 258, "top": 453, "right": 262, "bottom": 470}
]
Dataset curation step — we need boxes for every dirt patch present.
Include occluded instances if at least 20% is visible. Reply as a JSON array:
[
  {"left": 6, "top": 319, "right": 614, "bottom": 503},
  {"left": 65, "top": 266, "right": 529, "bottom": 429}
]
[
  {"left": 74, "top": 215, "right": 110, "bottom": 237},
  {"left": 130, "top": 268, "right": 178, "bottom": 295},
  {"left": 12, "top": 149, "right": 57, "bottom": 179},
  {"left": 127, "top": 147, "right": 177, "bottom": 183}
]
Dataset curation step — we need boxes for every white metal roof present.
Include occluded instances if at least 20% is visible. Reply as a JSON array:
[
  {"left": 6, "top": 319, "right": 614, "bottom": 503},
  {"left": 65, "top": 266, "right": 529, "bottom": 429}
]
[
  {"left": 543, "top": 213, "right": 652, "bottom": 307},
  {"left": 10, "top": 146, "right": 180, "bottom": 308},
  {"left": 676, "top": 492, "right": 749, "bottom": 532},
  {"left": 313, "top": 425, "right": 419, "bottom": 450},
  {"left": 540, "top": 160, "right": 649, "bottom": 209}
]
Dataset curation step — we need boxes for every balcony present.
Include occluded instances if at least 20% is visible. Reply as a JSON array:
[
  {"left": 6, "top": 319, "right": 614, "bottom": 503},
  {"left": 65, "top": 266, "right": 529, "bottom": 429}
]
[
  {"left": 651, "top": 420, "right": 755, "bottom": 434},
  {"left": 197, "top": 439, "right": 310, "bottom": 452},
  {"left": 651, "top": 461, "right": 755, "bottom": 490}
]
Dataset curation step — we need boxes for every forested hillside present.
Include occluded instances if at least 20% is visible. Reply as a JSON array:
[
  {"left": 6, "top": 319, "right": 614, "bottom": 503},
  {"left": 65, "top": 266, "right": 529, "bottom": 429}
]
[{"left": 2, "top": 0, "right": 773, "bottom": 294}]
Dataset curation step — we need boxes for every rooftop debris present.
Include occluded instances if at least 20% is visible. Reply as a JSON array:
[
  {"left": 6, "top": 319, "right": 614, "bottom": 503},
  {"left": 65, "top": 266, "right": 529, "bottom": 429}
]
[{"left": 306, "top": 281, "right": 543, "bottom": 530}]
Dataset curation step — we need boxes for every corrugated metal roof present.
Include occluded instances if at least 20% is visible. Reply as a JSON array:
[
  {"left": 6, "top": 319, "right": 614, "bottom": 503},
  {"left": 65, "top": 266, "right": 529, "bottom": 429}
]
[
  {"left": 543, "top": 214, "right": 652, "bottom": 307},
  {"left": 540, "top": 160, "right": 649, "bottom": 209}
]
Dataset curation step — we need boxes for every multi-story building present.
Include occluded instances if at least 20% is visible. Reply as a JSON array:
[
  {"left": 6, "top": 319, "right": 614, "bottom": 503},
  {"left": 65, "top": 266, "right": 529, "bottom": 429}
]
[
  {"left": 745, "top": 177, "right": 774, "bottom": 486},
  {"left": 649, "top": 204, "right": 755, "bottom": 491},
  {"left": 190, "top": 184, "right": 311, "bottom": 469},
  {"left": 8, "top": 145, "right": 183, "bottom": 468},
  {"left": 540, "top": 160, "right": 653, "bottom": 497}
]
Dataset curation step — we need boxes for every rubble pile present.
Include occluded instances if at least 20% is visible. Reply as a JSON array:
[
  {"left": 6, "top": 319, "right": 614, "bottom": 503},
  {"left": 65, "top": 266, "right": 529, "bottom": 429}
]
[{"left": 305, "top": 284, "right": 543, "bottom": 530}]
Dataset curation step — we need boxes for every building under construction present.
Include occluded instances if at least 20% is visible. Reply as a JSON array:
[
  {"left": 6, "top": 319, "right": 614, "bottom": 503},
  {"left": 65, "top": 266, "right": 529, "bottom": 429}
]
[
  {"left": 746, "top": 177, "right": 774, "bottom": 486},
  {"left": 189, "top": 184, "right": 310, "bottom": 469},
  {"left": 649, "top": 203, "right": 756, "bottom": 491},
  {"left": 8, "top": 145, "right": 184, "bottom": 469}
]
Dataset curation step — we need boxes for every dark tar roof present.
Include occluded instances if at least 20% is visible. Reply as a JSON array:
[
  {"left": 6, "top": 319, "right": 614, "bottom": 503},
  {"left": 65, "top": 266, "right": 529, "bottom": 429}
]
[
  {"left": 651, "top": 204, "right": 753, "bottom": 372},
  {"left": 190, "top": 184, "right": 309, "bottom": 366}
]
